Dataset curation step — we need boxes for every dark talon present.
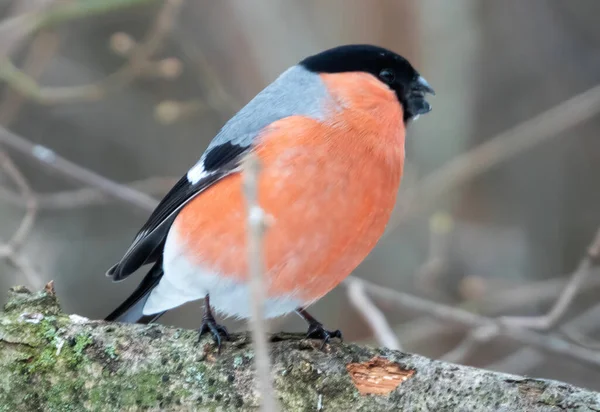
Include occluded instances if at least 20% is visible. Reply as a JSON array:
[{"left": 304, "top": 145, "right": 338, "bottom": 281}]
[
  {"left": 198, "top": 294, "right": 230, "bottom": 354},
  {"left": 198, "top": 318, "right": 230, "bottom": 353},
  {"left": 296, "top": 307, "right": 343, "bottom": 350},
  {"left": 306, "top": 322, "right": 343, "bottom": 350}
]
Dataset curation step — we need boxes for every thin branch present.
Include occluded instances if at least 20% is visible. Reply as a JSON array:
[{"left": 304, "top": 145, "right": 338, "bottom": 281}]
[
  {"left": 345, "top": 277, "right": 401, "bottom": 350},
  {"left": 0, "top": 125, "right": 158, "bottom": 211},
  {"left": 350, "top": 275, "right": 600, "bottom": 368},
  {"left": 390, "top": 268, "right": 600, "bottom": 368},
  {"left": 0, "top": 176, "right": 176, "bottom": 209},
  {"left": 498, "top": 227, "right": 600, "bottom": 330},
  {"left": 443, "top": 235, "right": 600, "bottom": 365},
  {"left": 476, "top": 290, "right": 600, "bottom": 375},
  {"left": 242, "top": 152, "right": 278, "bottom": 412}
]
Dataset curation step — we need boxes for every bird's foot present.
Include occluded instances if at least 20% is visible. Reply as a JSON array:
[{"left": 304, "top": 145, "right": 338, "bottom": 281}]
[
  {"left": 305, "top": 322, "right": 343, "bottom": 350},
  {"left": 198, "top": 316, "right": 230, "bottom": 354}
]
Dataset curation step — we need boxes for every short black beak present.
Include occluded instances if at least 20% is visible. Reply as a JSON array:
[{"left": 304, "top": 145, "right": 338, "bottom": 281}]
[
  {"left": 414, "top": 76, "right": 435, "bottom": 95},
  {"left": 405, "top": 76, "right": 435, "bottom": 119}
]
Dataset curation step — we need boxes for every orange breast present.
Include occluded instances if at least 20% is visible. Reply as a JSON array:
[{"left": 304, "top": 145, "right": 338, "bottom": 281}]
[{"left": 173, "top": 72, "right": 406, "bottom": 301}]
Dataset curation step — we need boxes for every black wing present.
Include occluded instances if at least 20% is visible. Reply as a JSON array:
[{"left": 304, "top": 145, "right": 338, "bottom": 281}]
[{"left": 106, "top": 144, "right": 248, "bottom": 281}]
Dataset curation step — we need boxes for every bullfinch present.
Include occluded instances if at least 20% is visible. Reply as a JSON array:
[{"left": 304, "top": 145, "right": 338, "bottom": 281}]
[{"left": 104, "top": 44, "right": 434, "bottom": 350}]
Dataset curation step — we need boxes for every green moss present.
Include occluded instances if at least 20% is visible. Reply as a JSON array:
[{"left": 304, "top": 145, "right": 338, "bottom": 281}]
[
  {"left": 26, "top": 345, "right": 57, "bottom": 373},
  {"left": 73, "top": 333, "right": 93, "bottom": 356},
  {"left": 88, "top": 369, "right": 163, "bottom": 409},
  {"left": 104, "top": 344, "right": 118, "bottom": 360},
  {"left": 45, "top": 379, "right": 85, "bottom": 412}
]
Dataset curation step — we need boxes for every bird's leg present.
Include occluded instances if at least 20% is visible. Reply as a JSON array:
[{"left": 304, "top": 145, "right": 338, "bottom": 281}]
[
  {"left": 198, "top": 294, "right": 230, "bottom": 353},
  {"left": 296, "top": 307, "right": 342, "bottom": 349}
]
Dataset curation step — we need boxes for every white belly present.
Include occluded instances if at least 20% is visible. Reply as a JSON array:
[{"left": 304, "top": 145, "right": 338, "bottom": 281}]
[{"left": 142, "top": 225, "right": 304, "bottom": 319}]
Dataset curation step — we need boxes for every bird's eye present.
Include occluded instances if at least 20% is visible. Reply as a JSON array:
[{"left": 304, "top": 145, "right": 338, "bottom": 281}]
[{"left": 379, "top": 69, "right": 395, "bottom": 84}]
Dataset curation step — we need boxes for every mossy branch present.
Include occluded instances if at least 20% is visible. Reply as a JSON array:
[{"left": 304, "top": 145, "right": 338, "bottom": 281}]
[{"left": 1, "top": 284, "right": 599, "bottom": 411}]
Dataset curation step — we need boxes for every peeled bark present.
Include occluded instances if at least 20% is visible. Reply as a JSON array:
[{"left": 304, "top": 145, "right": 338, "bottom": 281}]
[{"left": 0, "top": 284, "right": 599, "bottom": 411}]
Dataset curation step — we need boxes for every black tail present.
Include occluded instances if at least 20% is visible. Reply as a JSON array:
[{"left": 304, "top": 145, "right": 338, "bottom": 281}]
[{"left": 105, "top": 259, "right": 167, "bottom": 324}]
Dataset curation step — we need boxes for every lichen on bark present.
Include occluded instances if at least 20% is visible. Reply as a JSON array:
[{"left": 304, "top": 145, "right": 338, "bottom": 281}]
[{"left": 1, "top": 284, "right": 599, "bottom": 411}]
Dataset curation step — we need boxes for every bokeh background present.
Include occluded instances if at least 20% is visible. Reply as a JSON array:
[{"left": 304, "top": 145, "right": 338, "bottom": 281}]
[{"left": 1, "top": 0, "right": 600, "bottom": 391}]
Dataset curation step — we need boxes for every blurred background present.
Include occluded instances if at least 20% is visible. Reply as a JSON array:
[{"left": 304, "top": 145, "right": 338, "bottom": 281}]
[{"left": 1, "top": 0, "right": 600, "bottom": 391}]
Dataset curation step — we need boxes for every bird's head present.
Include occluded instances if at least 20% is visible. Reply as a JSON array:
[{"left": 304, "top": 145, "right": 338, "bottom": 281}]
[{"left": 300, "top": 44, "right": 435, "bottom": 123}]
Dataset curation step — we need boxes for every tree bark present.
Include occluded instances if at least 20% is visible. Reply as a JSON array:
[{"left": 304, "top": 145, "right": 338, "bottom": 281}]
[{"left": 0, "top": 284, "right": 599, "bottom": 411}]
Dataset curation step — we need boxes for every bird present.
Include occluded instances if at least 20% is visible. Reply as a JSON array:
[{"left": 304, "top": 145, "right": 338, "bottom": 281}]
[{"left": 104, "top": 44, "right": 434, "bottom": 351}]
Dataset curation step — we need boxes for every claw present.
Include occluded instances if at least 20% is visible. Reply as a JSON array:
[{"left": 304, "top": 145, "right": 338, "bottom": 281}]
[
  {"left": 198, "top": 294, "right": 230, "bottom": 354},
  {"left": 198, "top": 317, "right": 230, "bottom": 353},
  {"left": 305, "top": 322, "right": 343, "bottom": 350},
  {"left": 296, "top": 307, "right": 343, "bottom": 350}
]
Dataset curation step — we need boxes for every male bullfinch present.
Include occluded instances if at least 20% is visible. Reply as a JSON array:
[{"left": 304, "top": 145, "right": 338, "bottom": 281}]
[{"left": 105, "top": 44, "right": 434, "bottom": 350}]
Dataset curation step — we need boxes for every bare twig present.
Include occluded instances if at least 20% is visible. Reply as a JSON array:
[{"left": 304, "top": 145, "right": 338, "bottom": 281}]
[
  {"left": 350, "top": 275, "right": 600, "bottom": 367},
  {"left": 488, "top": 302, "right": 600, "bottom": 374},
  {"left": 0, "top": 176, "right": 177, "bottom": 209},
  {"left": 498, "top": 227, "right": 600, "bottom": 330},
  {"left": 0, "top": 125, "right": 158, "bottom": 211},
  {"left": 345, "top": 277, "right": 401, "bottom": 350},
  {"left": 242, "top": 152, "right": 278, "bottom": 412},
  {"left": 443, "top": 242, "right": 598, "bottom": 365},
  {"left": 386, "top": 267, "right": 600, "bottom": 351}
]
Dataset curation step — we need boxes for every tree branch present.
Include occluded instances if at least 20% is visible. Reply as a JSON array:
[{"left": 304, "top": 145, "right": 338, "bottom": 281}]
[
  {"left": 351, "top": 276, "right": 600, "bottom": 368},
  {"left": 498, "top": 228, "right": 600, "bottom": 330},
  {"left": 1, "top": 285, "right": 599, "bottom": 411},
  {"left": 0, "top": 125, "right": 158, "bottom": 211},
  {"left": 0, "top": 176, "right": 176, "bottom": 210},
  {"left": 346, "top": 277, "right": 401, "bottom": 351}
]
